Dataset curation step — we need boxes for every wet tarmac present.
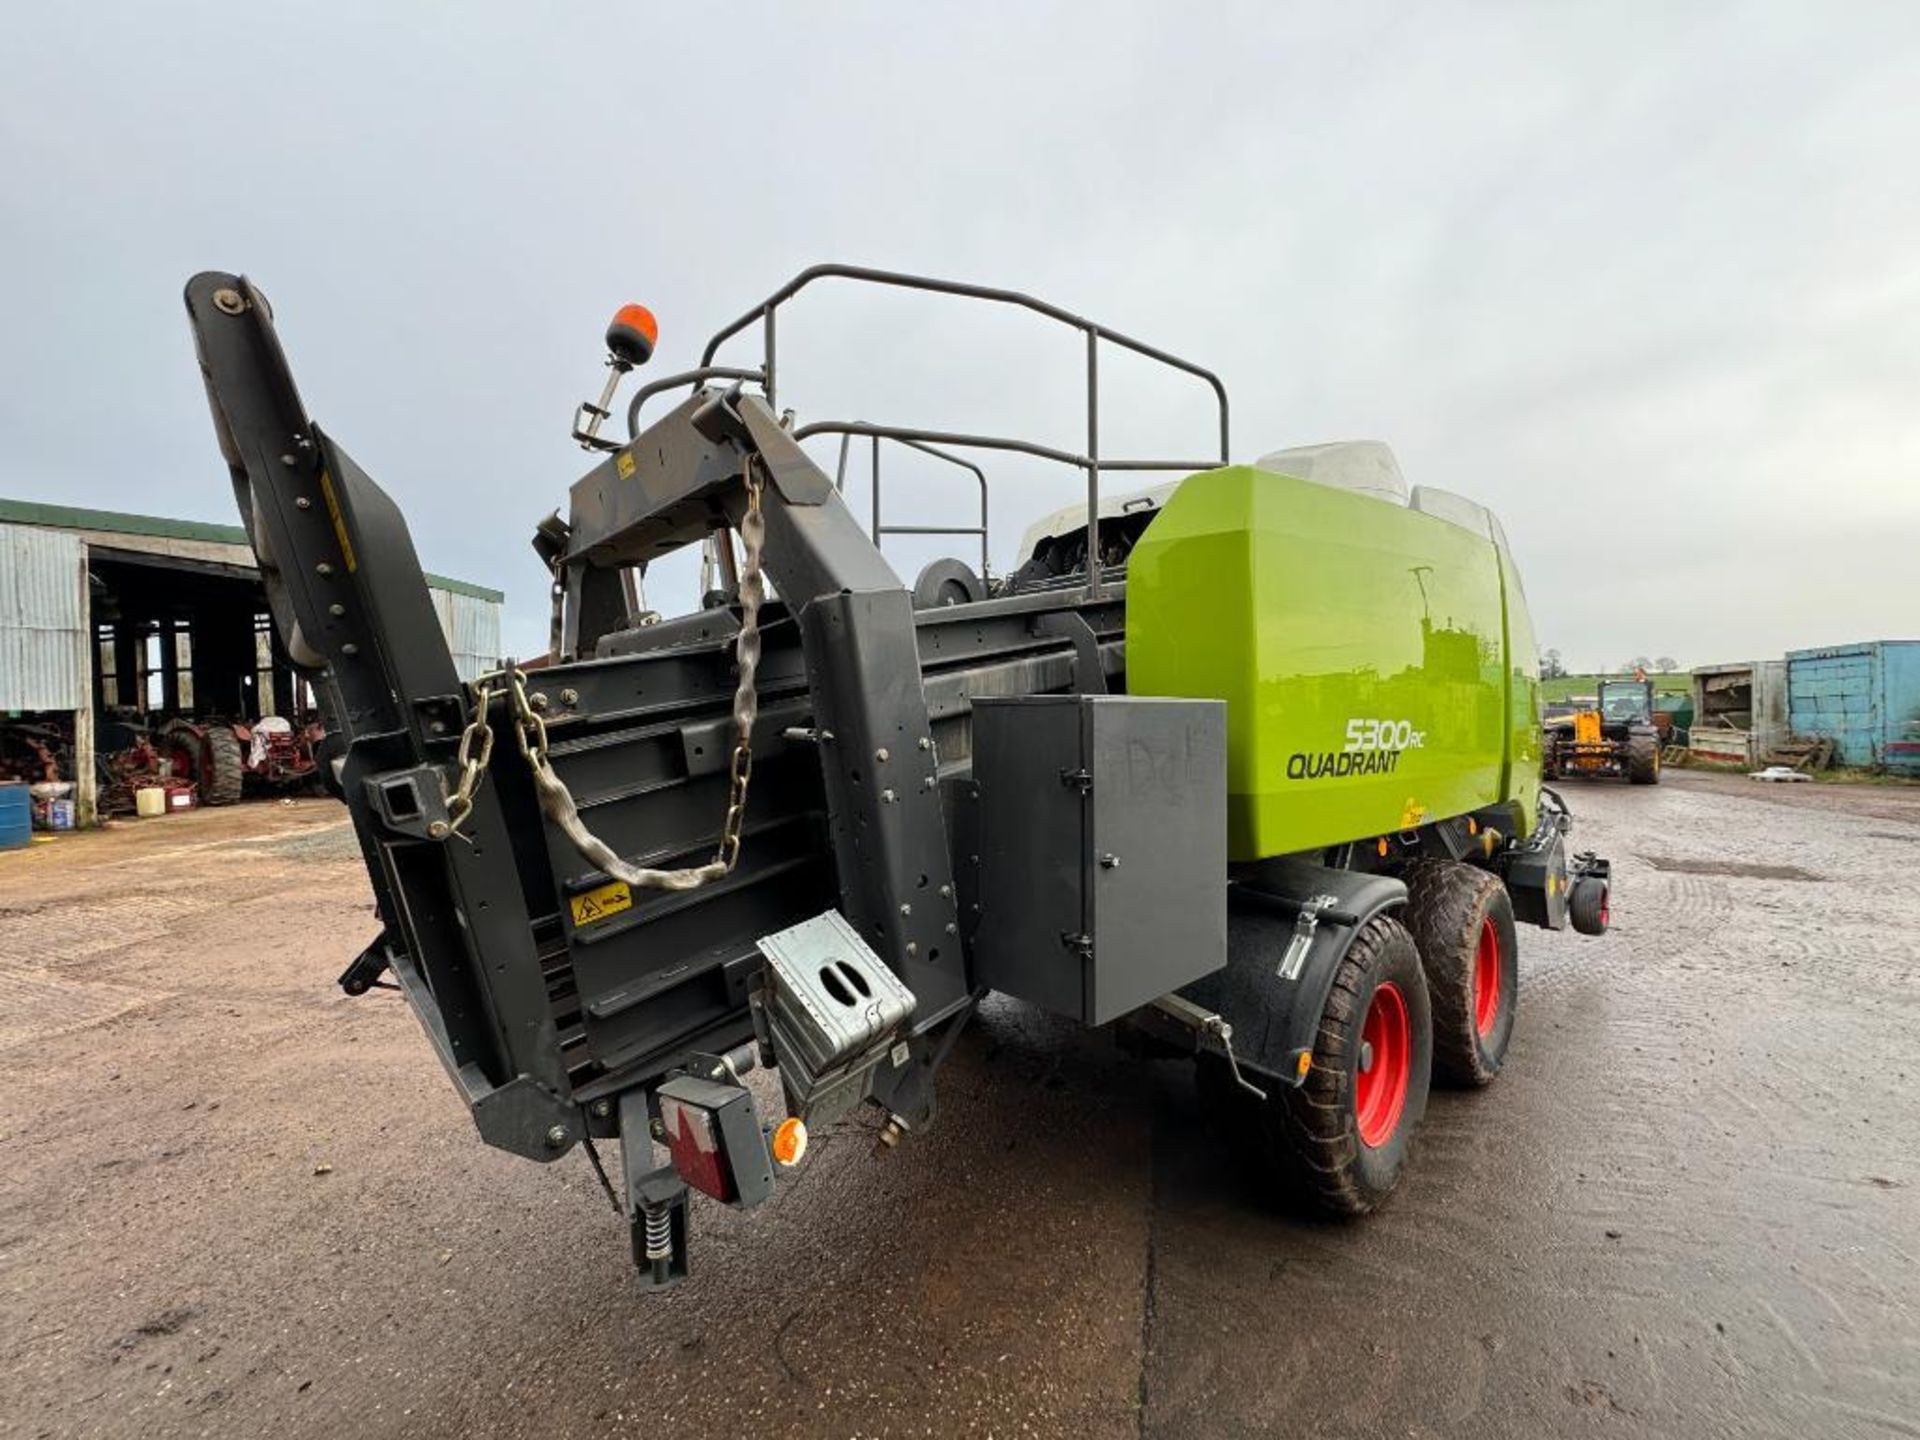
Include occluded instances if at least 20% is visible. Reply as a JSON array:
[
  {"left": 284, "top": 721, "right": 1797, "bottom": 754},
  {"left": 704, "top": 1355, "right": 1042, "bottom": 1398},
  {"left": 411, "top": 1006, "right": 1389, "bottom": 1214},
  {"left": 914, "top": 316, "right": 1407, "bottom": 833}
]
[{"left": 2, "top": 772, "right": 1917, "bottom": 1438}]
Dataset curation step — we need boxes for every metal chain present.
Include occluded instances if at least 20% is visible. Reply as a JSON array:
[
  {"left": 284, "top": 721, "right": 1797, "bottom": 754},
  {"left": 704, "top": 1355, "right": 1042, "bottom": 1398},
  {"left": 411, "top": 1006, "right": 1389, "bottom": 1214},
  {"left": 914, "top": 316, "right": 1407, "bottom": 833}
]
[
  {"left": 445, "top": 672, "right": 500, "bottom": 835},
  {"left": 441, "top": 458, "right": 768, "bottom": 891}
]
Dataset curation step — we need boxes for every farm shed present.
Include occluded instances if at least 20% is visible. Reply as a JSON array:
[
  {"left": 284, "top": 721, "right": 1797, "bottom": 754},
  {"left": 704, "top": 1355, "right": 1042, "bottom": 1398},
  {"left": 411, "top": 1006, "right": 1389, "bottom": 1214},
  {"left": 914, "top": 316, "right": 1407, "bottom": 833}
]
[
  {"left": 0, "top": 498, "right": 503, "bottom": 824},
  {"left": 1786, "top": 641, "right": 1920, "bottom": 775},
  {"left": 1688, "top": 660, "right": 1789, "bottom": 767}
]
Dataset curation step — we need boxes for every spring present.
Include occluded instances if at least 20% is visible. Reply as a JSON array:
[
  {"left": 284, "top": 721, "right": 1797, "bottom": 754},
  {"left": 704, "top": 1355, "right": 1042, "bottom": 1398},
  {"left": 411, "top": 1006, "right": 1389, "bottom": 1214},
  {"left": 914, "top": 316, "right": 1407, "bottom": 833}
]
[{"left": 643, "top": 1203, "right": 672, "bottom": 1262}]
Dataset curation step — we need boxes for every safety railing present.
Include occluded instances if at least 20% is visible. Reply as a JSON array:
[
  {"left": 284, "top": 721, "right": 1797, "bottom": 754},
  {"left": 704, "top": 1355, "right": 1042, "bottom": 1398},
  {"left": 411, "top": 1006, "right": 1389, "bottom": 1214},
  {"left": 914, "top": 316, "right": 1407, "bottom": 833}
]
[
  {"left": 632, "top": 264, "right": 1233, "bottom": 594},
  {"left": 833, "top": 432, "right": 990, "bottom": 581}
]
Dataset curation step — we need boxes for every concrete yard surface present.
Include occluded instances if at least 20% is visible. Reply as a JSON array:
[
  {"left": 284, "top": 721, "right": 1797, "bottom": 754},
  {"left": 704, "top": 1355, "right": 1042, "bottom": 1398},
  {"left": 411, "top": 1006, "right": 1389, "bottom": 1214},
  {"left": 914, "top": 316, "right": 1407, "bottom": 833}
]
[{"left": 2, "top": 774, "right": 1917, "bottom": 1439}]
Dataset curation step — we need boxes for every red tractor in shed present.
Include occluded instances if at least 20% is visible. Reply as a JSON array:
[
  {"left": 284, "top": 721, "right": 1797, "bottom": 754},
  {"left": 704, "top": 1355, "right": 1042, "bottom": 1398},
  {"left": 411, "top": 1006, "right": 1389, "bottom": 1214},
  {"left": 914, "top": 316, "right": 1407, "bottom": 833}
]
[{"left": 157, "top": 716, "right": 325, "bottom": 805}]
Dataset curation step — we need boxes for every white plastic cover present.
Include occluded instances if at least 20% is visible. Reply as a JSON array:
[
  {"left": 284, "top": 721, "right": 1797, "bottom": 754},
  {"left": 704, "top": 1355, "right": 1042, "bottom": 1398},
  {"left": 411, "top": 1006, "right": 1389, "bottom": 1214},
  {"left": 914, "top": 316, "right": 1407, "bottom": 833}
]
[
  {"left": 1014, "top": 481, "right": 1181, "bottom": 565},
  {"left": 1408, "top": 485, "right": 1495, "bottom": 541},
  {"left": 1253, "top": 440, "right": 1408, "bottom": 505}
]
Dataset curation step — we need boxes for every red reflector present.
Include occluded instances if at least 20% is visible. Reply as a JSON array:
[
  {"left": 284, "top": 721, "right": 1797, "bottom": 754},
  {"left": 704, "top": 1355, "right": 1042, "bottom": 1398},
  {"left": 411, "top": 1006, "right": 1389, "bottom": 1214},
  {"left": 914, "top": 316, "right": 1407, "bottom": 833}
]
[{"left": 660, "top": 1093, "right": 735, "bottom": 1203}]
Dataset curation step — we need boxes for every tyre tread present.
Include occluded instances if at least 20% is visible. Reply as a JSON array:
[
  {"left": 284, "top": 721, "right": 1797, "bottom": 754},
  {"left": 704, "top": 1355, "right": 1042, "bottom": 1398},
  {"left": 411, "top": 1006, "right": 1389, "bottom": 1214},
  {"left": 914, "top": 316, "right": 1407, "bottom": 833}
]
[{"left": 1403, "top": 860, "right": 1515, "bottom": 1087}]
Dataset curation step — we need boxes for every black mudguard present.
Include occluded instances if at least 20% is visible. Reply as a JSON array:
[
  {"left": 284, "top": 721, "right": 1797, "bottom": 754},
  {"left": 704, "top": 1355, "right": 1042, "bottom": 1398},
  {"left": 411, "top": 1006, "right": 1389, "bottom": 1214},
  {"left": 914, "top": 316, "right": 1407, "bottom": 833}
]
[{"left": 1180, "top": 858, "right": 1406, "bottom": 1088}]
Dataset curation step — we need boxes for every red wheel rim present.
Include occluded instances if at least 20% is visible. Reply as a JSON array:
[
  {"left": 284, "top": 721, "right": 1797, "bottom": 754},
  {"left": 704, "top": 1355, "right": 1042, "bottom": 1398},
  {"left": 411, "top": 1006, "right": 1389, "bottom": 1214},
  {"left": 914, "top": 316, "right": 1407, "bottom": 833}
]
[
  {"left": 1472, "top": 917, "right": 1502, "bottom": 1038},
  {"left": 1355, "top": 982, "right": 1412, "bottom": 1148}
]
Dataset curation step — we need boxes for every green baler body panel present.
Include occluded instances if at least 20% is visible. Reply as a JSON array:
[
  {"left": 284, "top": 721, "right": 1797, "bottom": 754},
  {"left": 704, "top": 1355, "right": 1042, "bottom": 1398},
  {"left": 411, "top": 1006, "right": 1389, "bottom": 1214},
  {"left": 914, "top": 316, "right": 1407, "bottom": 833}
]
[{"left": 1126, "top": 465, "right": 1540, "bottom": 861}]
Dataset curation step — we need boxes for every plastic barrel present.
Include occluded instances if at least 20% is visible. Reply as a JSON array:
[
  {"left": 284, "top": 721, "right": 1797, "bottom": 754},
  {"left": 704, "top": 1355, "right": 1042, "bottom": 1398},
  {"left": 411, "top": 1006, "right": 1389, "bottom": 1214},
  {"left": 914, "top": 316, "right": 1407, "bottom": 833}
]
[{"left": 0, "top": 782, "right": 30, "bottom": 851}]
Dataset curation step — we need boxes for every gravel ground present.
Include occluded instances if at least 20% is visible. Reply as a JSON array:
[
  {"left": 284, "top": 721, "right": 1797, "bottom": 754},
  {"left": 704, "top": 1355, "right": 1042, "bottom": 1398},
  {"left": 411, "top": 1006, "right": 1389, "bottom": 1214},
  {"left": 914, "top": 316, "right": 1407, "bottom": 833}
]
[{"left": 2, "top": 773, "right": 1916, "bottom": 1439}]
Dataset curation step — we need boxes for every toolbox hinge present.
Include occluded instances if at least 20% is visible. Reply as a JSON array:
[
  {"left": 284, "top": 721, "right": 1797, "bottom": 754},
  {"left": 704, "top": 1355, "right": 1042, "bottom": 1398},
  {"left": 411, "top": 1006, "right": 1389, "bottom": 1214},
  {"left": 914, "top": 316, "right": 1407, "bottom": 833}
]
[
  {"left": 1061, "top": 931, "right": 1094, "bottom": 959},
  {"left": 1059, "top": 767, "right": 1093, "bottom": 794}
]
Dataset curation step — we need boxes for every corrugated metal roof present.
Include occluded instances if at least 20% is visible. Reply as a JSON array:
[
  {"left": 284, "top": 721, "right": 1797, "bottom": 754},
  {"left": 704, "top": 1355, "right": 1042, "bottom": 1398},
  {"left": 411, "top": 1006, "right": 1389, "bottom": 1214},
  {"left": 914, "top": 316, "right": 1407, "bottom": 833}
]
[
  {"left": 0, "top": 523, "right": 87, "bottom": 711},
  {"left": 0, "top": 496, "right": 505, "bottom": 603}
]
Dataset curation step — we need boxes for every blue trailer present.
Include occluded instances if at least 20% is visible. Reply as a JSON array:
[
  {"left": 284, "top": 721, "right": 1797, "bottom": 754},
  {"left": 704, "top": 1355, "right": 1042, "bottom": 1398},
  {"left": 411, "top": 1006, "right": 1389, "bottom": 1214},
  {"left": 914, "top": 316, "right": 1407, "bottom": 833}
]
[{"left": 1786, "top": 641, "right": 1920, "bottom": 775}]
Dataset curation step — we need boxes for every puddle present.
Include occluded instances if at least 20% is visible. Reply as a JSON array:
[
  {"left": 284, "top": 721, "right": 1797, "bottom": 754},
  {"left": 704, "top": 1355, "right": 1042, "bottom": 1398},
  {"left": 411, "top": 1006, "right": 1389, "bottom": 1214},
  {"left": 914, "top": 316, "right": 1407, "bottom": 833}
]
[{"left": 1638, "top": 854, "right": 1823, "bottom": 881}]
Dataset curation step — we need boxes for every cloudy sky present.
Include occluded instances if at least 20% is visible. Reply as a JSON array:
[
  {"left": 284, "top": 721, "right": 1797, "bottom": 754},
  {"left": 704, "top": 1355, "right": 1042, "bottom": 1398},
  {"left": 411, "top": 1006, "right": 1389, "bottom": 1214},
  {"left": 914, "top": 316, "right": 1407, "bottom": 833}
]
[{"left": 3, "top": 2, "right": 1915, "bottom": 669}]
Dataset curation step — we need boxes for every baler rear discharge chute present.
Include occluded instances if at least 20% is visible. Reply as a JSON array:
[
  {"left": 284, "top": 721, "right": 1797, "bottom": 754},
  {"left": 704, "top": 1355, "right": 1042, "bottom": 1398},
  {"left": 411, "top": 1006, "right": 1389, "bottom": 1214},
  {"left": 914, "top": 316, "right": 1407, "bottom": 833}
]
[{"left": 184, "top": 265, "right": 1610, "bottom": 1290}]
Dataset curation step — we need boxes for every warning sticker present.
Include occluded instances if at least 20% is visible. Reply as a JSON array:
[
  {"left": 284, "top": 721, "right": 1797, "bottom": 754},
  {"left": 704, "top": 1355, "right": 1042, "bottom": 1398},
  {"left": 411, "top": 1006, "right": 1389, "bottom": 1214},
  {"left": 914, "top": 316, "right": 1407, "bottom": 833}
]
[
  {"left": 615, "top": 451, "right": 636, "bottom": 480},
  {"left": 318, "top": 469, "right": 358, "bottom": 573},
  {"left": 569, "top": 880, "right": 633, "bottom": 927}
]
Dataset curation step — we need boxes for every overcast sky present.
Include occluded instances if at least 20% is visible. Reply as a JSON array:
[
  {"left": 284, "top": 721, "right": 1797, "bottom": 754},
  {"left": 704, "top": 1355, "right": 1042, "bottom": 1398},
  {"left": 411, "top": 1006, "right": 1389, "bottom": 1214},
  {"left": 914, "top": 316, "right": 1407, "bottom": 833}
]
[{"left": 3, "top": 2, "right": 1916, "bottom": 670}]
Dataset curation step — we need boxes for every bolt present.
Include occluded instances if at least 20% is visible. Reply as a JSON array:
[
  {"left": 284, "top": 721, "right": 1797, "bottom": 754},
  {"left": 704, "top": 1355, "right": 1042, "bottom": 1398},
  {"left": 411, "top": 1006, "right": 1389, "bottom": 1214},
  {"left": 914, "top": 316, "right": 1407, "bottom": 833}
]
[
  {"left": 426, "top": 820, "right": 450, "bottom": 839},
  {"left": 921, "top": 776, "right": 935, "bottom": 791},
  {"left": 544, "top": 1124, "right": 568, "bottom": 1149},
  {"left": 880, "top": 788, "right": 897, "bottom": 804},
  {"left": 945, "top": 923, "right": 958, "bottom": 936},
  {"left": 560, "top": 688, "right": 579, "bottom": 706},
  {"left": 328, "top": 603, "right": 345, "bottom": 617},
  {"left": 916, "top": 737, "right": 932, "bottom": 752},
  {"left": 649, "top": 1118, "right": 666, "bottom": 1141},
  {"left": 294, "top": 496, "right": 311, "bottom": 510},
  {"left": 315, "top": 562, "right": 334, "bottom": 577},
  {"left": 280, "top": 454, "right": 298, "bottom": 467},
  {"left": 874, "top": 747, "right": 890, "bottom": 762},
  {"left": 938, "top": 884, "right": 952, "bottom": 899},
  {"left": 1359, "top": 1041, "right": 1375, "bottom": 1074},
  {"left": 905, "top": 942, "right": 918, "bottom": 958},
  {"left": 591, "top": 1099, "right": 612, "bottom": 1119},
  {"left": 429, "top": 720, "right": 447, "bottom": 735},
  {"left": 340, "top": 642, "right": 358, "bottom": 656},
  {"left": 529, "top": 692, "right": 549, "bottom": 711},
  {"left": 899, "top": 903, "right": 912, "bottom": 917},
  {"left": 211, "top": 287, "right": 246, "bottom": 315}
]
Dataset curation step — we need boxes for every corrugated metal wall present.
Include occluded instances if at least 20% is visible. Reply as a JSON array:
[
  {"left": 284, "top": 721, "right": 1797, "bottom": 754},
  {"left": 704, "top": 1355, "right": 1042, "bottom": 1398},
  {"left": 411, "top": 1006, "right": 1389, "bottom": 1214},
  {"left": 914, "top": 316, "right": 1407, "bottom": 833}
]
[
  {"left": 428, "top": 584, "right": 502, "bottom": 682},
  {"left": 1788, "top": 641, "right": 1920, "bottom": 774},
  {"left": 0, "top": 523, "right": 87, "bottom": 711},
  {"left": 1886, "top": 645, "right": 1920, "bottom": 774}
]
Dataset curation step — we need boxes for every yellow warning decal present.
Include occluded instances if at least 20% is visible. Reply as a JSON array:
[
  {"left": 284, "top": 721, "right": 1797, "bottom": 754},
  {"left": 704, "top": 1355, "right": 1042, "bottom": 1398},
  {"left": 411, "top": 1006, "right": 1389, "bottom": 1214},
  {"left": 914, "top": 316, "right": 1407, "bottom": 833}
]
[
  {"left": 318, "top": 469, "right": 358, "bottom": 573},
  {"left": 615, "top": 451, "right": 636, "bottom": 480},
  {"left": 569, "top": 879, "right": 633, "bottom": 927}
]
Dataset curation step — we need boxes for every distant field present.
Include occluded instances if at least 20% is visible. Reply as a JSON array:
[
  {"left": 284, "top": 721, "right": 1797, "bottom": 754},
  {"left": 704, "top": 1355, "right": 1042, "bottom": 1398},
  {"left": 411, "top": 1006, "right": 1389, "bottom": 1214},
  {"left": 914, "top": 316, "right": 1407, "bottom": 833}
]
[{"left": 1540, "top": 672, "right": 1692, "bottom": 703}]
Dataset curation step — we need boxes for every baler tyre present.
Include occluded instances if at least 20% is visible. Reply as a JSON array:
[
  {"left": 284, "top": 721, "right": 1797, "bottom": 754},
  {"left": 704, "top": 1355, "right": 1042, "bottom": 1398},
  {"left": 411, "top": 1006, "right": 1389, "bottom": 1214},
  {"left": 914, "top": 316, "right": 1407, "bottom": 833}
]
[
  {"left": 1281, "top": 914, "right": 1431, "bottom": 1215},
  {"left": 1626, "top": 730, "right": 1660, "bottom": 785},
  {"left": 1569, "top": 876, "right": 1610, "bottom": 935},
  {"left": 200, "top": 725, "right": 245, "bottom": 805},
  {"left": 1402, "top": 860, "right": 1518, "bottom": 1088},
  {"left": 1197, "top": 914, "right": 1432, "bottom": 1216}
]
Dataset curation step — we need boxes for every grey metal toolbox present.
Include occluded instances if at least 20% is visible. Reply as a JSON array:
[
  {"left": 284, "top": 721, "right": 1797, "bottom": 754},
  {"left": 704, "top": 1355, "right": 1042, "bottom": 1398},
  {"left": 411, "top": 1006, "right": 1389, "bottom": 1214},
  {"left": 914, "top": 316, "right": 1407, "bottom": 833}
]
[{"left": 967, "top": 695, "right": 1228, "bottom": 1025}]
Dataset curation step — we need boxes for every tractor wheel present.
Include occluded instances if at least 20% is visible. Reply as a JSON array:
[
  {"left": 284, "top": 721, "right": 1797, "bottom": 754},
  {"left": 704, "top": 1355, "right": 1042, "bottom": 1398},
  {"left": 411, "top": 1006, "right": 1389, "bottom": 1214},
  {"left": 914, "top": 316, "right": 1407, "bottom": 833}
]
[
  {"left": 160, "top": 719, "right": 245, "bottom": 806},
  {"left": 157, "top": 720, "right": 202, "bottom": 790},
  {"left": 1626, "top": 730, "right": 1661, "bottom": 785},
  {"left": 1402, "top": 860, "right": 1518, "bottom": 1088},
  {"left": 200, "top": 726, "right": 245, "bottom": 805},
  {"left": 1569, "top": 876, "right": 1610, "bottom": 935},
  {"left": 1202, "top": 914, "right": 1432, "bottom": 1216}
]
